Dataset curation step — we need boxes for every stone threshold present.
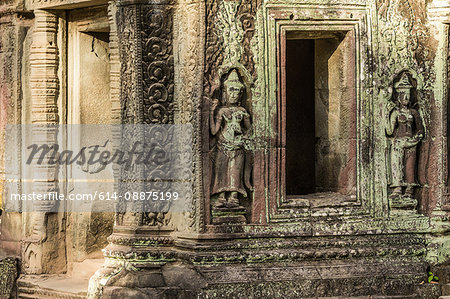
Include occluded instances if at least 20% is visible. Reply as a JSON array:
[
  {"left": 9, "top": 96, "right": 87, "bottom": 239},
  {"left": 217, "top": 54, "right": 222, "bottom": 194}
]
[
  {"left": 16, "top": 258, "right": 104, "bottom": 299},
  {"left": 17, "top": 275, "right": 88, "bottom": 299}
]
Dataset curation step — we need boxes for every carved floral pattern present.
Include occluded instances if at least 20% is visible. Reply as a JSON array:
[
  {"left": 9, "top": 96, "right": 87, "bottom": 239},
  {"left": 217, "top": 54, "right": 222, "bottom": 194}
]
[
  {"left": 237, "top": 0, "right": 257, "bottom": 78},
  {"left": 116, "top": 5, "right": 175, "bottom": 226},
  {"left": 142, "top": 7, "right": 174, "bottom": 125}
]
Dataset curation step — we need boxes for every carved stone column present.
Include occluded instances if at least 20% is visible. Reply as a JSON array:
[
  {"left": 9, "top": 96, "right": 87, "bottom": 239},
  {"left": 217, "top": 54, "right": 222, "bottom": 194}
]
[
  {"left": 88, "top": 1, "right": 176, "bottom": 297},
  {"left": 113, "top": 0, "right": 175, "bottom": 225},
  {"left": 22, "top": 9, "right": 65, "bottom": 274}
]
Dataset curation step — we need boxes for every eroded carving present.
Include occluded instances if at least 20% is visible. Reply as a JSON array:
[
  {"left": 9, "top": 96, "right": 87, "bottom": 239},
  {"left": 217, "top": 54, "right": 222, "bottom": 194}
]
[
  {"left": 376, "top": 0, "right": 434, "bottom": 127},
  {"left": 0, "top": 257, "right": 17, "bottom": 298},
  {"left": 210, "top": 68, "right": 253, "bottom": 223},
  {"left": 237, "top": 0, "right": 256, "bottom": 78},
  {"left": 386, "top": 71, "right": 424, "bottom": 207},
  {"left": 204, "top": 0, "right": 256, "bottom": 95}
]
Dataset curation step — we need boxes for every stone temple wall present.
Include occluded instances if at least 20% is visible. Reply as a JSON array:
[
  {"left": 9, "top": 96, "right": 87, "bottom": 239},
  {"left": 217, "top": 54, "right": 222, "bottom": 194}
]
[
  {"left": 0, "top": 0, "right": 448, "bottom": 297},
  {"left": 0, "top": 0, "right": 32, "bottom": 260}
]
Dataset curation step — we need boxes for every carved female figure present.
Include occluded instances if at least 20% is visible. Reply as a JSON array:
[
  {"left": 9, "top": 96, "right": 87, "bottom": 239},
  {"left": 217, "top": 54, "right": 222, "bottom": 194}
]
[
  {"left": 210, "top": 69, "right": 252, "bottom": 208},
  {"left": 386, "top": 72, "right": 424, "bottom": 199}
]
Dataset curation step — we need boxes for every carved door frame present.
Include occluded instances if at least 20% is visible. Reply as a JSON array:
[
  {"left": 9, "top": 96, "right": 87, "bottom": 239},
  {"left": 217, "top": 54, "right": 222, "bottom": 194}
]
[{"left": 261, "top": 3, "right": 374, "bottom": 226}]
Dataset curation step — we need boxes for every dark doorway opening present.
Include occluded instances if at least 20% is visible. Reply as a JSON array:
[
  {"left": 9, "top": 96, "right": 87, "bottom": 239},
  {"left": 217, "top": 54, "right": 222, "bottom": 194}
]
[
  {"left": 284, "top": 31, "right": 356, "bottom": 198},
  {"left": 285, "top": 39, "right": 315, "bottom": 195}
]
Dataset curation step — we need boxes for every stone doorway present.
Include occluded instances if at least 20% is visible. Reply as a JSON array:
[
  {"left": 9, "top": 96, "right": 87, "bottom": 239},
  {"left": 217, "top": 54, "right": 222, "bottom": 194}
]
[
  {"left": 283, "top": 31, "right": 357, "bottom": 199},
  {"left": 65, "top": 5, "right": 113, "bottom": 274}
]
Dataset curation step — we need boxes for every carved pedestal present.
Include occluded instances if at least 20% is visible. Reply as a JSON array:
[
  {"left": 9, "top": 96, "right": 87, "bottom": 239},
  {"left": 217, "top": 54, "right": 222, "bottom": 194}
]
[
  {"left": 211, "top": 206, "right": 247, "bottom": 225},
  {"left": 390, "top": 197, "right": 418, "bottom": 210},
  {"left": 88, "top": 227, "right": 175, "bottom": 299}
]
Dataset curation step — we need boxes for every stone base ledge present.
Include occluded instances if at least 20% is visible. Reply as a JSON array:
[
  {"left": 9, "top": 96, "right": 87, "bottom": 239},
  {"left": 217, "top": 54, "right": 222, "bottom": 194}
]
[{"left": 88, "top": 258, "right": 434, "bottom": 298}]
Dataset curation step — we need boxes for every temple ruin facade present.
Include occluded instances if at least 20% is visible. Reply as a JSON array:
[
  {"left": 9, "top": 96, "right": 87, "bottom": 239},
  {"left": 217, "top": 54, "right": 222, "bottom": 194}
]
[{"left": 0, "top": 0, "right": 450, "bottom": 297}]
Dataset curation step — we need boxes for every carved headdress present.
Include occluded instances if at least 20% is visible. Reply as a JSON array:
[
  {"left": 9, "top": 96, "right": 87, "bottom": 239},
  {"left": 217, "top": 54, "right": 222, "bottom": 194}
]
[
  {"left": 394, "top": 72, "right": 413, "bottom": 91},
  {"left": 224, "top": 69, "right": 244, "bottom": 89}
]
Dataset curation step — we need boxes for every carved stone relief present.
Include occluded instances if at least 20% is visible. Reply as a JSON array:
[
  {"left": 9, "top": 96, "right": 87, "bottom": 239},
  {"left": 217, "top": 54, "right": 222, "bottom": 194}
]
[
  {"left": 385, "top": 71, "right": 424, "bottom": 209},
  {"left": 377, "top": 0, "right": 435, "bottom": 82},
  {"left": 116, "top": 4, "right": 175, "bottom": 227},
  {"left": 141, "top": 6, "right": 174, "bottom": 226},
  {"left": 174, "top": 3, "right": 204, "bottom": 232},
  {"left": 204, "top": 0, "right": 257, "bottom": 224},
  {"left": 376, "top": 0, "right": 435, "bottom": 212},
  {"left": 204, "top": 0, "right": 257, "bottom": 95},
  {"left": 0, "top": 258, "right": 17, "bottom": 298},
  {"left": 209, "top": 68, "right": 253, "bottom": 223},
  {"left": 237, "top": 0, "right": 257, "bottom": 79},
  {"left": 115, "top": 5, "right": 140, "bottom": 227},
  {"left": 141, "top": 7, "right": 174, "bottom": 125},
  {"left": 376, "top": 0, "right": 433, "bottom": 131}
]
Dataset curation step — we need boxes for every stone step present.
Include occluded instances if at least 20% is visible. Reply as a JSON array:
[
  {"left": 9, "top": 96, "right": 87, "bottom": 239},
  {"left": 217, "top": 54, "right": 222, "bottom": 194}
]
[
  {"left": 69, "top": 258, "right": 104, "bottom": 279},
  {"left": 18, "top": 286, "right": 85, "bottom": 299},
  {"left": 17, "top": 275, "right": 88, "bottom": 299}
]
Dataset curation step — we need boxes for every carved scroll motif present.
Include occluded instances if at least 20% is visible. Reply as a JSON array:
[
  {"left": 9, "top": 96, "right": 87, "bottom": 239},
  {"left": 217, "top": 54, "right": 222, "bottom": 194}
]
[
  {"left": 204, "top": 0, "right": 257, "bottom": 96},
  {"left": 116, "top": 5, "right": 175, "bottom": 226},
  {"left": 117, "top": 6, "right": 174, "bottom": 125},
  {"left": 141, "top": 7, "right": 174, "bottom": 125}
]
